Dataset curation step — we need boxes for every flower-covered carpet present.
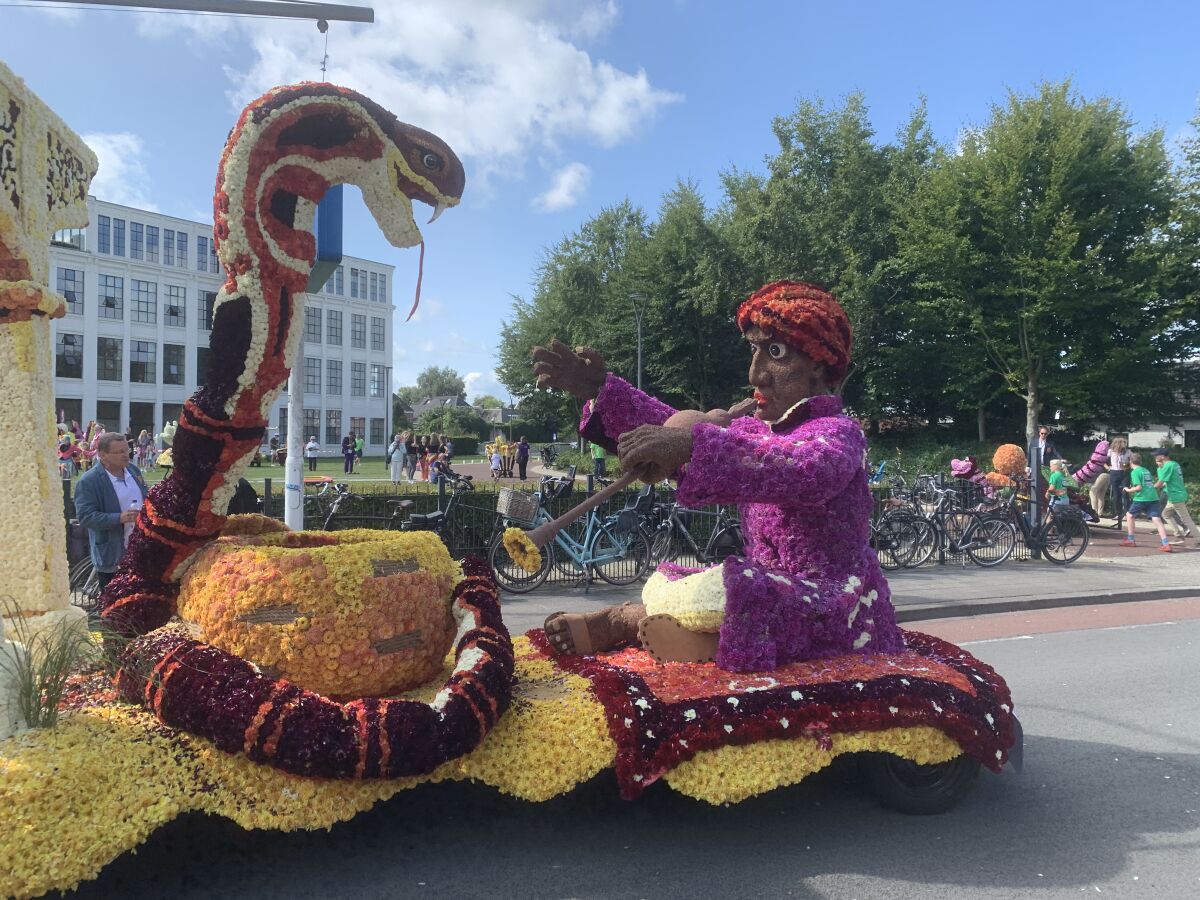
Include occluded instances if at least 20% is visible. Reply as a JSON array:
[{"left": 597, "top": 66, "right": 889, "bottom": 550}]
[{"left": 0, "top": 629, "right": 1014, "bottom": 899}]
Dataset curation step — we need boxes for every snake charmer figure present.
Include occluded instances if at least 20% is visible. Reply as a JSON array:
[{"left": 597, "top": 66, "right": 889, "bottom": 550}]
[{"left": 536, "top": 281, "right": 904, "bottom": 671}]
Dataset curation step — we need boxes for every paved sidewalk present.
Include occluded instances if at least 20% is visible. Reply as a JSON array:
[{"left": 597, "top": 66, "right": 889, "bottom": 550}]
[{"left": 497, "top": 525, "right": 1200, "bottom": 638}]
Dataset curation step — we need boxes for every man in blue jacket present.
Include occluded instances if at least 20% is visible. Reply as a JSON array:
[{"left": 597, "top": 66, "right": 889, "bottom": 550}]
[{"left": 74, "top": 432, "right": 147, "bottom": 590}]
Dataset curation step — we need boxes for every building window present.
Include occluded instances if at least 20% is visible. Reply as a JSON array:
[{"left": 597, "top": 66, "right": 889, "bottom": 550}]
[
  {"left": 97, "top": 337, "right": 122, "bottom": 381},
  {"left": 370, "top": 316, "right": 385, "bottom": 352},
  {"left": 370, "top": 418, "right": 385, "bottom": 445},
  {"left": 199, "top": 291, "right": 216, "bottom": 331},
  {"left": 131, "top": 279, "right": 157, "bottom": 324},
  {"left": 130, "top": 222, "right": 143, "bottom": 260},
  {"left": 95, "top": 400, "right": 122, "bottom": 432},
  {"left": 98, "top": 274, "right": 123, "bottom": 319},
  {"left": 370, "top": 363, "right": 385, "bottom": 398},
  {"left": 350, "top": 267, "right": 360, "bottom": 298},
  {"left": 163, "top": 344, "right": 185, "bottom": 385},
  {"left": 164, "top": 285, "right": 186, "bottom": 326},
  {"left": 56, "top": 397, "right": 83, "bottom": 428},
  {"left": 369, "top": 272, "right": 378, "bottom": 302},
  {"left": 145, "top": 225, "right": 159, "bottom": 263},
  {"left": 130, "top": 340, "right": 156, "bottom": 383},
  {"left": 209, "top": 240, "right": 218, "bottom": 274},
  {"left": 350, "top": 416, "right": 365, "bottom": 439},
  {"left": 326, "top": 358, "right": 341, "bottom": 395},
  {"left": 304, "top": 357, "right": 321, "bottom": 394},
  {"left": 97, "top": 215, "right": 111, "bottom": 254},
  {"left": 52, "top": 227, "right": 86, "bottom": 250},
  {"left": 351, "top": 314, "right": 366, "bottom": 349},
  {"left": 196, "top": 236, "right": 208, "bottom": 272},
  {"left": 378, "top": 273, "right": 386, "bottom": 303},
  {"left": 303, "top": 408, "right": 320, "bottom": 438},
  {"left": 196, "top": 346, "right": 210, "bottom": 387},
  {"left": 57, "top": 268, "right": 83, "bottom": 315},
  {"left": 351, "top": 362, "right": 366, "bottom": 396},
  {"left": 326, "top": 309, "right": 342, "bottom": 345},
  {"left": 162, "top": 402, "right": 183, "bottom": 427},
  {"left": 176, "top": 232, "right": 188, "bottom": 268},
  {"left": 335, "top": 265, "right": 344, "bottom": 294},
  {"left": 325, "top": 409, "right": 341, "bottom": 444},
  {"left": 278, "top": 407, "right": 288, "bottom": 443},
  {"left": 112, "top": 218, "right": 125, "bottom": 257},
  {"left": 163, "top": 229, "right": 175, "bottom": 266},
  {"left": 55, "top": 333, "right": 83, "bottom": 379},
  {"left": 304, "top": 307, "right": 322, "bottom": 343}
]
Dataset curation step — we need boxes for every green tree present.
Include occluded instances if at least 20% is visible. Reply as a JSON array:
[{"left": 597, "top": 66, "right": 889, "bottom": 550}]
[
  {"left": 415, "top": 405, "right": 489, "bottom": 440},
  {"left": 899, "top": 82, "right": 1182, "bottom": 439},
  {"left": 471, "top": 394, "right": 503, "bottom": 409}
]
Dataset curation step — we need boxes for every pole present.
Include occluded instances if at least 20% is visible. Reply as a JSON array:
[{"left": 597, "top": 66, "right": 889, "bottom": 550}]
[
  {"left": 284, "top": 364, "right": 304, "bottom": 531},
  {"left": 29, "top": 0, "right": 374, "bottom": 23},
  {"left": 629, "top": 292, "right": 646, "bottom": 392}
]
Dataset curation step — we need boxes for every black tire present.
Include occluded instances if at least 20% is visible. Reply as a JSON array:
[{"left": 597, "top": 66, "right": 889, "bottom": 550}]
[
  {"left": 649, "top": 523, "right": 677, "bottom": 565},
  {"left": 882, "top": 513, "right": 935, "bottom": 568},
  {"left": 861, "top": 753, "right": 981, "bottom": 815},
  {"left": 591, "top": 526, "right": 651, "bottom": 586},
  {"left": 873, "top": 517, "right": 914, "bottom": 570},
  {"left": 707, "top": 526, "right": 743, "bottom": 563},
  {"left": 488, "top": 532, "right": 554, "bottom": 593},
  {"left": 1040, "top": 512, "right": 1090, "bottom": 564},
  {"left": 964, "top": 517, "right": 1017, "bottom": 567}
]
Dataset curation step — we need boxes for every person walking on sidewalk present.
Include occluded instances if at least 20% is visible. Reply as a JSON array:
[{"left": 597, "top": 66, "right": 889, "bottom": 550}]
[
  {"left": 590, "top": 441, "right": 607, "bottom": 478},
  {"left": 1107, "top": 436, "right": 1131, "bottom": 524},
  {"left": 1122, "top": 452, "right": 1171, "bottom": 552},
  {"left": 1153, "top": 449, "right": 1199, "bottom": 548}
]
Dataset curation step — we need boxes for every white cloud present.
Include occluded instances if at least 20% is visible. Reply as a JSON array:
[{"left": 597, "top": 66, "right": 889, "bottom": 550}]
[
  {"left": 81, "top": 133, "right": 159, "bottom": 211},
  {"left": 533, "top": 161, "right": 591, "bottom": 211},
  {"left": 179, "top": 1, "right": 677, "bottom": 185}
]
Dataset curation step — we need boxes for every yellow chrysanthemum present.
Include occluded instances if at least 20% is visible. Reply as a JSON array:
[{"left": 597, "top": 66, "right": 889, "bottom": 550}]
[{"left": 502, "top": 527, "right": 542, "bottom": 574}]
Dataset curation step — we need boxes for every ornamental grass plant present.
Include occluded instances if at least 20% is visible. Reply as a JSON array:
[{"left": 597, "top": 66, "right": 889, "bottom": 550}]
[{"left": 0, "top": 596, "right": 97, "bottom": 729}]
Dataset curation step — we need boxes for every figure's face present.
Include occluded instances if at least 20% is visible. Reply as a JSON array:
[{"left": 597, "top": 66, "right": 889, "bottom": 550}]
[{"left": 744, "top": 325, "right": 830, "bottom": 421}]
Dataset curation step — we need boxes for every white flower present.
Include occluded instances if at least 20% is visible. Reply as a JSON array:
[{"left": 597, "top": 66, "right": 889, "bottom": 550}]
[
  {"left": 723, "top": 724, "right": 734, "bottom": 733},
  {"left": 623, "top": 717, "right": 632, "bottom": 728},
  {"left": 888, "top": 706, "right": 899, "bottom": 714},
  {"left": 684, "top": 708, "right": 697, "bottom": 721},
  {"left": 727, "top": 697, "right": 739, "bottom": 707},
  {"left": 791, "top": 690, "right": 803, "bottom": 701},
  {"left": 634, "top": 697, "right": 650, "bottom": 710},
  {"left": 779, "top": 718, "right": 789, "bottom": 729}
]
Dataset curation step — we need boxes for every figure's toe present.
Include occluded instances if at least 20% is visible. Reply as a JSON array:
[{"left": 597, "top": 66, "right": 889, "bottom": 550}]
[{"left": 543, "top": 612, "right": 576, "bottom": 655}]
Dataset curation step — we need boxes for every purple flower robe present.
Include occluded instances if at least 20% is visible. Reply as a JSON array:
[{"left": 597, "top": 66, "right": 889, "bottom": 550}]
[{"left": 581, "top": 374, "right": 904, "bottom": 671}]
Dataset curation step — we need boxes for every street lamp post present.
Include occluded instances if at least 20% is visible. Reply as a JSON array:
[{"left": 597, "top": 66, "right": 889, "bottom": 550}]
[{"left": 629, "top": 292, "right": 648, "bottom": 391}]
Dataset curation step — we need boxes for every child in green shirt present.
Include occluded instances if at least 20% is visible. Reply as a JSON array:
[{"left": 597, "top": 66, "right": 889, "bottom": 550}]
[
  {"left": 1153, "top": 449, "right": 1199, "bottom": 548},
  {"left": 1123, "top": 452, "right": 1170, "bottom": 551},
  {"left": 1047, "top": 459, "right": 1070, "bottom": 509}
]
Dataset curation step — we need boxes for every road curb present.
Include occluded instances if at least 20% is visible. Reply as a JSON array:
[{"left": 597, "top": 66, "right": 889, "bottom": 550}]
[{"left": 894, "top": 586, "right": 1200, "bottom": 623}]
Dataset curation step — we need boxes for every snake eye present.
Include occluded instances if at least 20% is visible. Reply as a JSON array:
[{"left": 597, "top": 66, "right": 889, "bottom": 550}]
[
  {"left": 767, "top": 342, "right": 788, "bottom": 360},
  {"left": 421, "top": 151, "right": 443, "bottom": 172}
]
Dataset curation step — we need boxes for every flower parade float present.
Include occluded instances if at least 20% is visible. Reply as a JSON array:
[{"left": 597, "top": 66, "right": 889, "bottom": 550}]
[{"left": 0, "top": 71, "right": 1018, "bottom": 899}]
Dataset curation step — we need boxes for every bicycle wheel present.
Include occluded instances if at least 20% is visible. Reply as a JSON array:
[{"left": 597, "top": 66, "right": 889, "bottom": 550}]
[
  {"left": 881, "top": 512, "right": 935, "bottom": 568},
  {"left": 1040, "top": 513, "right": 1090, "bottom": 564},
  {"left": 591, "top": 526, "right": 651, "bottom": 586},
  {"left": 649, "top": 523, "right": 677, "bottom": 565},
  {"left": 872, "top": 518, "right": 912, "bottom": 570},
  {"left": 963, "top": 517, "right": 1017, "bottom": 567},
  {"left": 707, "top": 526, "right": 744, "bottom": 563},
  {"left": 488, "top": 532, "right": 554, "bottom": 593}
]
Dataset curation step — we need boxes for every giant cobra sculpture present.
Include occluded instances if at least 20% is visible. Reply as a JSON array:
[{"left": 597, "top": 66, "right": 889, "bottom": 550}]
[{"left": 98, "top": 83, "right": 464, "bottom": 635}]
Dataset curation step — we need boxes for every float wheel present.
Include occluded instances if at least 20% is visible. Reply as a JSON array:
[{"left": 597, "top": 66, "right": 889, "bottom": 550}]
[{"left": 860, "top": 752, "right": 980, "bottom": 815}]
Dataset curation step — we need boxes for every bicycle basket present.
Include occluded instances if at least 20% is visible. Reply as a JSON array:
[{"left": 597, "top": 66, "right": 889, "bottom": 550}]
[{"left": 497, "top": 488, "right": 540, "bottom": 526}]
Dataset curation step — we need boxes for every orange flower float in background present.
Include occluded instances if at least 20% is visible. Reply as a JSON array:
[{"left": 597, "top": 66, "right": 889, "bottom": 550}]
[
  {"left": 992, "top": 443, "right": 1027, "bottom": 478},
  {"left": 177, "top": 530, "right": 459, "bottom": 698}
]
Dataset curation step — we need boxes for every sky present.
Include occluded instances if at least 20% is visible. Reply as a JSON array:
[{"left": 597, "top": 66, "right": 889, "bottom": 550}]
[{"left": 3, "top": 0, "right": 1199, "bottom": 403}]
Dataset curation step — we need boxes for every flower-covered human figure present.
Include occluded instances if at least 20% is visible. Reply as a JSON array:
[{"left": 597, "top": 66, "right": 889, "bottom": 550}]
[{"left": 536, "top": 281, "right": 904, "bottom": 672}]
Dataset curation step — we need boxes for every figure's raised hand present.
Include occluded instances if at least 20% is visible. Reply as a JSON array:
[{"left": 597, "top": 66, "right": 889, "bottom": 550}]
[
  {"left": 618, "top": 423, "right": 694, "bottom": 484},
  {"left": 531, "top": 339, "right": 607, "bottom": 401}
]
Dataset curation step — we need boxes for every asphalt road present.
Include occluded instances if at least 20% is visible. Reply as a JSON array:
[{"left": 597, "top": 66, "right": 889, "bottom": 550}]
[{"left": 62, "top": 603, "right": 1200, "bottom": 900}]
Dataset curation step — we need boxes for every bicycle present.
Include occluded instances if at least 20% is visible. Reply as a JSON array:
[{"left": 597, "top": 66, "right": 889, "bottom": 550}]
[
  {"left": 983, "top": 484, "right": 1090, "bottom": 565},
  {"left": 888, "top": 486, "right": 1017, "bottom": 568},
  {"left": 647, "top": 497, "right": 743, "bottom": 567},
  {"left": 488, "top": 470, "right": 652, "bottom": 593}
]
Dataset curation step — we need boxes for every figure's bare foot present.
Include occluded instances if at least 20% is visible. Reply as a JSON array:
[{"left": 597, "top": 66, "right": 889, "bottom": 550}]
[
  {"left": 544, "top": 603, "right": 645, "bottom": 656},
  {"left": 638, "top": 614, "right": 719, "bottom": 664}
]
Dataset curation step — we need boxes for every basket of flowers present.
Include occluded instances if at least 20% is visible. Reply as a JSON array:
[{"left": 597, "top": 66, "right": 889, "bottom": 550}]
[{"left": 496, "top": 487, "right": 540, "bottom": 526}]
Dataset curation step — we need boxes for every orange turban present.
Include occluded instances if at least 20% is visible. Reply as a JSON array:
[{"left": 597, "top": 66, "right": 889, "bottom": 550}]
[{"left": 736, "top": 281, "right": 852, "bottom": 380}]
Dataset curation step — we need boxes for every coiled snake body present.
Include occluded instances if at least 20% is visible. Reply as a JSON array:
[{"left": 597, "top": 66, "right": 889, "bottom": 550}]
[{"left": 99, "top": 83, "right": 465, "bottom": 635}]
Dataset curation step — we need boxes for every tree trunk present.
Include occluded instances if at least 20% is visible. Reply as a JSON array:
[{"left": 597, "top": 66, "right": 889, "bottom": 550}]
[
  {"left": 977, "top": 407, "right": 986, "bottom": 443},
  {"left": 1025, "top": 372, "right": 1039, "bottom": 445}
]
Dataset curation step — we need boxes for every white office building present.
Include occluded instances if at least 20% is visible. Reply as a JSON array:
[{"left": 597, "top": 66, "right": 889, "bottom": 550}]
[{"left": 49, "top": 198, "right": 396, "bottom": 452}]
